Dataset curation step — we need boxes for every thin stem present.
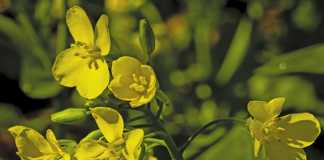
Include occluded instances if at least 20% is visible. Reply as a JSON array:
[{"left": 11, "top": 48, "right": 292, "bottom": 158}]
[
  {"left": 145, "top": 106, "right": 183, "bottom": 160},
  {"left": 180, "top": 118, "right": 246, "bottom": 153},
  {"left": 144, "top": 131, "right": 165, "bottom": 138},
  {"left": 155, "top": 103, "right": 164, "bottom": 119},
  {"left": 127, "top": 123, "right": 153, "bottom": 128},
  {"left": 127, "top": 115, "right": 147, "bottom": 123},
  {"left": 56, "top": 21, "right": 67, "bottom": 54}
]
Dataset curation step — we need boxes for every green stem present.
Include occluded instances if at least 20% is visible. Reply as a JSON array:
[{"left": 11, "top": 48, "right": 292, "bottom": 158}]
[
  {"left": 127, "top": 115, "right": 146, "bottom": 123},
  {"left": 180, "top": 118, "right": 246, "bottom": 153},
  {"left": 56, "top": 21, "right": 67, "bottom": 54},
  {"left": 145, "top": 106, "right": 183, "bottom": 160}
]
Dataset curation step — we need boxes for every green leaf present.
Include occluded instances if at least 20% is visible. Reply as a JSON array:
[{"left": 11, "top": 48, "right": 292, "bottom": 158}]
[
  {"left": 248, "top": 75, "right": 324, "bottom": 113},
  {"left": 139, "top": 18, "right": 155, "bottom": 57},
  {"left": 215, "top": 17, "right": 253, "bottom": 85},
  {"left": 0, "top": 103, "right": 22, "bottom": 130},
  {"left": 20, "top": 56, "right": 61, "bottom": 99},
  {"left": 256, "top": 43, "right": 324, "bottom": 75},
  {"left": 292, "top": 0, "right": 319, "bottom": 31},
  {"left": 184, "top": 125, "right": 253, "bottom": 160}
]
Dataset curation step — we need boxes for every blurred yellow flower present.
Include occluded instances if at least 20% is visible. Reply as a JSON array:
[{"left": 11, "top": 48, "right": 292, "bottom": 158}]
[
  {"left": 52, "top": 6, "right": 111, "bottom": 99},
  {"left": 148, "top": 155, "right": 158, "bottom": 160},
  {"left": 247, "top": 97, "right": 321, "bottom": 160},
  {"left": 109, "top": 56, "right": 157, "bottom": 107},
  {"left": 8, "top": 126, "right": 70, "bottom": 160},
  {"left": 74, "top": 107, "right": 144, "bottom": 160}
]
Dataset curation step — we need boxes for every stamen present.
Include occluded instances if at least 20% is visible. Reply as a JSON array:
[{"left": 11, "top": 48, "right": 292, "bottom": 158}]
[
  {"left": 132, "top": 74, "right": 139, "bottom": 82},
  {"left": 139, "top": 76, "right": 148, "bottom": 85},
  {"left": 129, "top": 83, "right": 145, "bottom": 93}
]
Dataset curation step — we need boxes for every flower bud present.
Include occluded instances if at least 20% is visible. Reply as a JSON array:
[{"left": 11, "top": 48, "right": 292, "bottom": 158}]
[
  {"left": 51, "top": 108, "right": 88, "bottom": 124},
  {"left": 139, "top": 18, "right": 155, "bottom": 60}
]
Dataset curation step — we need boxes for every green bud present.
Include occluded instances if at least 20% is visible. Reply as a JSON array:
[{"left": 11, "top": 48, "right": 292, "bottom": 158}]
[
  {"left": 59, "top": 139, "right": 77, "bottom": 154},
  {"left": 80, "top": 130, "right": 103, "bottom": 142},
  {"left": 139, "top": 18, "right": 155, "bottom": 57},
  {"left": 51, "top": 108, "right": 88, "bottom": 124}
]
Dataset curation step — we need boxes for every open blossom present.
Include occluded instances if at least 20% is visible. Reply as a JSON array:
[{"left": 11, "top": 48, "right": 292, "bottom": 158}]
[
  {"left": 74, "top": 107, "right": 144, "bottom": 160},
  {"left": 8, "top": 126, "right": 70, "bottom": 160},
  {"left": 52, "top": 6, "right": 110, "bottom": 99},
  {"left": 247, "top": 97, "right": 321, "bottom": 160},
  {"left": 109, "top": 56, "right": 157, "bottom": 107}
]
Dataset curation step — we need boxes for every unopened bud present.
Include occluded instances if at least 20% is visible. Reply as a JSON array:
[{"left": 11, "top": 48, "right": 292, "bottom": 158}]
[{"left": 51, "top": 108, "right": 88, "bottom": 124}]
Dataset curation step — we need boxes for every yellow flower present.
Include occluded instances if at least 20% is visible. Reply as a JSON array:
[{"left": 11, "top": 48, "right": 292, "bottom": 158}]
[
  {"left": 52, "top": 6, "right": 111, "bottom": 99},
  {"left": 109, "top": 56, "right": 157, "bottom": 107},
  {"left": 8, "top": 126, "right": 70, "bottom": 160},
  {"left": 247, "top": 97, "right": 321, "bottom": 160},
  {"left": 74, "top": 107, "right": 144, "bottom": 160}
]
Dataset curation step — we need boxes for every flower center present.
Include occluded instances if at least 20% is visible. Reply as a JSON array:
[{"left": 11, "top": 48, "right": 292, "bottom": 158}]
[
  {"left": 99, "top": 138, "right": 128, "bottom": 160},
  {"left": 260, "top": 118, "right": 286, "bottom": 143},
  {"left": 129, "top": 73, "right": 148, "bottom": 93},
  {"left": 72, "top": 41, "right": 104, "bottom": 70}
]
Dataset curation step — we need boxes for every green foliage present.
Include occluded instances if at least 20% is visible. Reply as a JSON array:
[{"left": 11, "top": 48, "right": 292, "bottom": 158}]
[
  {"left": 256, "top": 44, "right": 324, "bottom": 75},
  {"left": 0, "top": 103, "right": 22, "bottom": 130},
  {"left": 215, "top": 17, "right": 253, "bottom": 85}
]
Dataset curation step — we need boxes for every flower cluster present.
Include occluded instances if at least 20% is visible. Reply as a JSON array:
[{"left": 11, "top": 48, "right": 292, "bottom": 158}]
[
  {"left": 9, "top": 107, "right": 143, "bottom": 160},
  {"left": 75, "top": 107, "right": 144, "bottom": 160},
  {"left": 52, "top": 6, "right": 157, "bottom": 107},
  {"left": 9, "top": 6, "right": 155, "bottom": 160}
]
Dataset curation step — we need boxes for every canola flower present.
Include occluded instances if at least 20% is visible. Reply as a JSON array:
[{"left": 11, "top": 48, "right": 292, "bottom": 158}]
[
  {"left": 109, "top": 56, "right": 157, "bottom": 108},
  {"left": 52, "top": 6, "right": 111, "bottom": 99},
  {"left": 8, "top": 126, "right": 70, "bottom": 160},
  {"left": 74, "top": 107, "right": 144, "bottom": 160},
  {"left": 247, "top": 97, "right": 321, "bottom": 160}
]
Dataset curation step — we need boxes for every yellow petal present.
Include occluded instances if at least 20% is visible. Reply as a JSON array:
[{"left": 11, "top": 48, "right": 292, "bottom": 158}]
[
  {"left": 264, "top": 141, "right": 306, "bottom": 160},
  {"left": 277, "top": 113, "right": 321, "bottom": 148},
  {"left": 74, "top": 140, "right": 112, "bottom": 160},
  {"left": 109, "top": 56, "right": 143, "bottom": 101},
  {"left": 140, "top": 65, "right": 157, "bottom": 94},
  {"left": 90, "top": 107, "right": 124, "bottom": 143},
  {"left": 267, "top": 97, "right": 285, "bottom": 117},
  {"left": 95, "top": 15, "right": 111, "bottom": 56},
  {"left": 247, "top": 100, "right": 269, "bottom": 122},
  {"left": 247, "top": 118, "right": 263, "bottom": 140},
  {"left": 52, "top": 47, "right": 87, "bottom": 87},
  {"left": 247, "top": 97, "right": 285, "bottom": 122},
  {"left": 253, "top": 138, "right": 262, "bottom": 157},
  {"left": 109, "top": 75, "right": 140, "bottom": 101},
  {"left": 17, "top": 153, "right": 58, "bottom": 160},
  {"left": 46, "top": 129, "right": 62, "bottom": 153},
  {"left": 111, "top": 56, "right": 141, "bottom": 77},
  {"left": 125, "top": 129, "right": 144, "bottom": 160},
  {"left": 66, "top": 6, "right": 94, "bottom": 45},
  {"left": 8, "top": 126, "right": 53, "bottom": 158},
  {"left": 129, "top": 65, "right": 157, "bottom": 107},
  {"left": 52, "top": 47, "right": 110, "bottom": 99},
  {"left": 75, "top": 59, "right": 109, "bottom": 99},
  {"left": 63, "top": 154, "right": 71, "bottom": 160},
  {"left": 130, "top": 93, "right": 155, "bottom": 108}
]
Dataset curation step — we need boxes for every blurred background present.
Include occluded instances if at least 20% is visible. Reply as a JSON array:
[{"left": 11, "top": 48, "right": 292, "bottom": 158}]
[{"left": 1, "top": 0, "right": 324, "bottom": 159}]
